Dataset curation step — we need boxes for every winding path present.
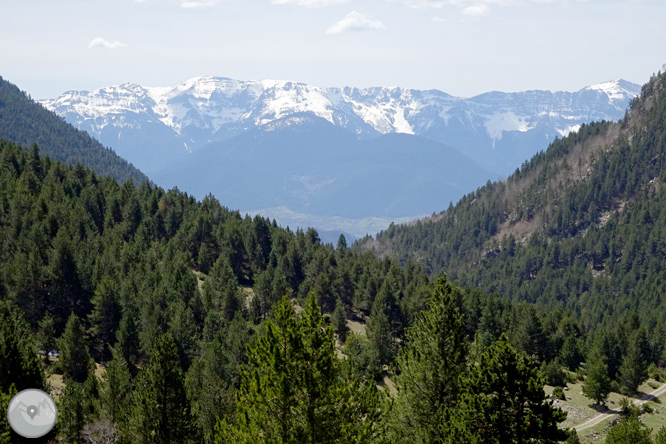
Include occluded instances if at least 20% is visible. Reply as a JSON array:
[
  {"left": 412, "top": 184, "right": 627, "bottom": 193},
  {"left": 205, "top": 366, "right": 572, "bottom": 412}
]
[{"left": 573, "top": 383, "right": 666, "bottom": 432}]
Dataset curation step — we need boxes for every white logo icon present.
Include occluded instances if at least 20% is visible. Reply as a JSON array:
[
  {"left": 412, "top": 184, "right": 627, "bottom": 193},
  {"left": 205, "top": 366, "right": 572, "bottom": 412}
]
[{"left": 7, "top": 389, "right": 57, "bottom": 438}]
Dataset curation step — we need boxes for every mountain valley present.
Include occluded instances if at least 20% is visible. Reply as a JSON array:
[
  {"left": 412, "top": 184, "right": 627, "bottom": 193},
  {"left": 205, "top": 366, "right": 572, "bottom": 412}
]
[{"left": 41, "top": 76, "right": 640, "bottom": 239}]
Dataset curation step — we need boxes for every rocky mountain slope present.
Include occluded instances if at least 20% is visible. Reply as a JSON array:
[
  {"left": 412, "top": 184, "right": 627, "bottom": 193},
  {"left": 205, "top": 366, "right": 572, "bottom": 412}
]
[{"left": 42, "top": 77, "right": 639, "bottom": 176}]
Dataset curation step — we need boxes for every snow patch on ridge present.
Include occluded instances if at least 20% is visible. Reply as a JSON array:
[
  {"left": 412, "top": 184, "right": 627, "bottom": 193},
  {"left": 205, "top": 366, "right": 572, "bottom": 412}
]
[
  {"left": 40, "top": 76, "right": 641, "bottom": 158},
  {"left": 485, "top": 111, "right": 532, "bottom": 141}
]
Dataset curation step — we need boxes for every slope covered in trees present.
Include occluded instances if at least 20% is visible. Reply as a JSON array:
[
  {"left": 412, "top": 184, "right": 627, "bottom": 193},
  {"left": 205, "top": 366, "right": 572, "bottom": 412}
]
[
  {"left": 0, "top": 76, "right": 147, "bottom": 185},
  {"left": 0, "top": 137, "right": 579, "bottom": 443},
  {"left": 359, "top": 69, "right": 666, "bottom": 337}
]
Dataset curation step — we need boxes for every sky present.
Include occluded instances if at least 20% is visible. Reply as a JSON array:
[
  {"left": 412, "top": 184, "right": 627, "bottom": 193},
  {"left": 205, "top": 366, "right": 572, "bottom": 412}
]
[{"left": 1, "top": 0, "right": 665, "bottom": 100}]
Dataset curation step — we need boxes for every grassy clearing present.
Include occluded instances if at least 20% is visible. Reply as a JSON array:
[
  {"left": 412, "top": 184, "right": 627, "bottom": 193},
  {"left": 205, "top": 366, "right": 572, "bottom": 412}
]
[
  {"left": 42, "top": 355, "right": 107, "bottom": 399},
  {"left": 545, "top": 379, "right": 666, "bottom": 443}
]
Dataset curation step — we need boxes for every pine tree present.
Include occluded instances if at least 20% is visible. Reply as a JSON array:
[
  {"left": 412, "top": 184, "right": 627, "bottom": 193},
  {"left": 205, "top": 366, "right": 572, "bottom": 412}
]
[
  {"left": 655, "top": 426, "right": 666, "bottom": 444},
  {"left": 101, "top": 349, "right": 133, "bottom": 424},
  {"left": 566, "top": 430, "right": 581, "bottom": 444},
  {"left": 452, "top": 335, "right": 567, "bottom": 444},
  {"left": 389, "top": 276, "right": 468, "bottom": 444},
  {"left": 618, "top": 329, "right": 649, "bottom": 394},
  {"left": 331, "top": 298, "right": 349, "bottom": 343},
  {"left": 124, "top": 334, "right": 193, "bottom": 444},
  {"left": 605, "top": 416, "right": 652, "bottom": 444},
  {"left": 202, "top": 256, "right": 243, "bottom": 321},
  {"left": 58, "top": 312, "right": 92, "bottom": 383},
  {"left": 216, "top": 294, "right": 381, "bottom": 444},
  {"left": 185, "top": 338, "right": 235, "bottom": 443},
  {"left": 582, "top": 354, "right": 612, "bottom": 405},
  {"left": 89, "top": 278, "right": 122, "bottom": 359},
  {"left": 115, "top": 309, "right": 140, "bottom": 374},
  {"left": 0, "top": 385, "right": 17, "bottom": 444},
  {"left": 337, "top": 234, "right": 347, "bottom": 252},
  {"left": 365, "top": 296, "right": 395, "bottom": 379},
  {"left": 38, "top": 313, "right": 56, "bottom": 358},
  {"left": 0, "top": 303, "right": 45, "bottom": 392},
  {"left": 58, "top": 382, "right": 85, "bottom": 444}
]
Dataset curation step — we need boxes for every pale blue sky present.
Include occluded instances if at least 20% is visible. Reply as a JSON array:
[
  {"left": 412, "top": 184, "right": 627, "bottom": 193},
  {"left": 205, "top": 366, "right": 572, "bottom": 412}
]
[{"left": 1, "top": 0, "right": 664, "bottom": 99}]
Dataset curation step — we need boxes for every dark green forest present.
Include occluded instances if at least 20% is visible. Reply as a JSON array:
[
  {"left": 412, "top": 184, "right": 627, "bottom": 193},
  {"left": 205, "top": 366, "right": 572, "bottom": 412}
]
[
  {"left": 0, "top": 76, "right": 147, "bottom": 185},
  {"left": 3, "top": 70, "right": 666, "bottom": 443},
  {"left": 361, "top": 70, "right": 666, "bottom": 338},
  {"left": 0, "top": 139, "right": 572, "bottom": 443}
]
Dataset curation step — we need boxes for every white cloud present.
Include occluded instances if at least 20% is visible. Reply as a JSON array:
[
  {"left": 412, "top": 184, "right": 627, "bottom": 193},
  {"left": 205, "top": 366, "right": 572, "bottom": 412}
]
[
  {"left": 133, "top": 0, "right": 223, "bottom": 7},
  {"left": 88, "top": 38, "right": 127, "bottom": 50},
  {"left": 326, "top": 10, "right": 387, "bottom": 34},
  {"left": 181, "top": 0, "right": 217, "bottom": 7},
  {"left": 273, "top": 0, "right": 350, "bottom": 6},
  {"left": 394, "top": 0, "right": 447, "bottom": 8},
  {"left": 462, "top": 3, "right": 490, "bottom": 14},
  {"left": 394, "top": 0, "right": 552, "bottom": 13}
]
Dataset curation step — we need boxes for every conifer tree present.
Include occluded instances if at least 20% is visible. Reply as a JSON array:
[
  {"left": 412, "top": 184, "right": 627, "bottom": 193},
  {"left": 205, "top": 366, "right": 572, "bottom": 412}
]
[
  {"left": 101, "top": 349, "right": 133, "bottom": 424},
  {"left": 0, "top": 303, "right": 45, "bottom": 392},
  {"left": 0, "top": 385, "right": 17, "bottom": 444},
  {"left": 89, "top": 278, "right": 122, "bottom": 359},
  {"left": 58, "top": 382, "right": 85, "bottom": 444},
  {"left": 365, "top": 308, "right": 393, "bottom": 379},
  {"left": 124, "top": 333, "right": 193, "bottom": 444},
  {"left": 389, "top": 276, "right": 468, "bottom": 444},
  {"left": 452, "top": 335, "right": 567, "bottom": 444},
  {"left": 38, "top": 313, "right": 56, "bottom": 358},
  {"left": 583, "top": 352, "right": 612, "bottom": 405},
  {"left": 331, "top": 298, "right": 349, "bottom": 343},
  {"left": 202, "top": 256, "right": 243, "bottom": 321},
  {"left": 618, "top": 329, "right": 649, "bottom": 393},
  {"left": 216, "top": 294, "right": 381, "bottom": 444},
  {"left": 115, "top": 310, "right": 140, "bottom": 374},
  {"left": 58, "top": 312, "right": 92, "bottom": 383},
  {"left": 605, "top": 416, "right": 652, "bottom": 444}
]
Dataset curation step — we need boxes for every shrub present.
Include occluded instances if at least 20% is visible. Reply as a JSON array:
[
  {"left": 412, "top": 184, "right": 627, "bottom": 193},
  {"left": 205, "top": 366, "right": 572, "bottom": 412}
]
[
  {"left": 619, "top": 397, "right": 640, "bottom": 417},
  {"left": 552, "top": 386, "right": 566, "bottom": 401}
]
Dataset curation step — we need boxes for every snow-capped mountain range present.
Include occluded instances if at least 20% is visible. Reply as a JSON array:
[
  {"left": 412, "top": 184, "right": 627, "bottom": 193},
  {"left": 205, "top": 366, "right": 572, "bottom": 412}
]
[
  {"left": 42, "top": 76, "right": 640, "bottom": 176},
  {"left": 41, "top": 77, "right": 640, "bottom": 240}
]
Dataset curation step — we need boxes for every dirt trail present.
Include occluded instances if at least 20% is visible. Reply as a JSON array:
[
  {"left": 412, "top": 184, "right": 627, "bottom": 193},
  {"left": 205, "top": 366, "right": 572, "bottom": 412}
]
[{"left": 574, "top": 383, "right": 666, "bottom": 431}]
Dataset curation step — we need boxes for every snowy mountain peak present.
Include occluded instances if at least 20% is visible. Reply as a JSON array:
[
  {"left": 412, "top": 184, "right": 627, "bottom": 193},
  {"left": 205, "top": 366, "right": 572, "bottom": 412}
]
[
  {"left": 584, "top": 79, "right": 642, "bottom": 102},
  {"left": 41, "top": 76, "right": 640, "bottom": 175}
]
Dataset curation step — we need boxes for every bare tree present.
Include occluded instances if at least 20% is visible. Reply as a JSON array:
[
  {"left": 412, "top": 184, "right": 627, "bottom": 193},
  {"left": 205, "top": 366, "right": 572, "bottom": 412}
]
[{"left": 81, "top": 419, "right": 118, "bottom": 444}]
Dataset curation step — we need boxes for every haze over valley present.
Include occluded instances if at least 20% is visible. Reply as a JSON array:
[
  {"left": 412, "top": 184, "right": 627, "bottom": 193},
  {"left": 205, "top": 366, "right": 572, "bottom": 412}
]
[
  {"left": 41, "top": 76, "right": 639, "bottom": 239},
  {"left": 3, "top": 1, "right": 666, "bottom": 443}
]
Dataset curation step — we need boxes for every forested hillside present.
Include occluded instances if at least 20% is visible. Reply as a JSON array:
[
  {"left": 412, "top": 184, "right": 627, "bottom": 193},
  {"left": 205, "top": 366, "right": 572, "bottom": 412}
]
[
  {"left": 1, "top": 141, "right": 664, "bottom": 444},
  {"left": 0, "top": 76, "right": 147, "bottom": 185},
  {"left": 0, "top": 138, "right": 581, "bottom": 443},
  {"left": 360, "top": 69, "right": 666, "bottom": 337},
  {"left": 3, "top": 71, "right": 666, "bottom": 443}
]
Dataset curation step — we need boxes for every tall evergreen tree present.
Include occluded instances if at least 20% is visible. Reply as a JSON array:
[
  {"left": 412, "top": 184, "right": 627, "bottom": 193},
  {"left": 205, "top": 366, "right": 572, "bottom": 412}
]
[
  {"left": 331, "top": 298, "right": 349, "bottom": 344},
  {"left": 124, "top": 334, "right": 193, "bottom": 444},
  {"left": 452, "top": 335, "right": 567, "bottom": 444},
  {"left": 0, "top": 302, "right": 45, "bottom": 392},
  {"left": 58, "top": 312, "right": 92, "bottom": 383},
  {"left": 216, "top": 294, "right": 381, "bottom": 444},
  {"left": 58, "top": 382, "right": 85, "bottom": 444},
  {"left": 582, "top": 350, "right": 612, "bottom": 405},
  {"left": 115, "top": 308, "right": 140, "bottom": 373},
  {"left": 202, "top": 256, "right": 243, "bottom": 321},
  {"left": 101, "top": 349, "right": 133, "bottom": 424},
  {"left": 618, "top": 329, "right": 649, "bottom": 394},
  {"left": 605, "top": 416, "right": 652, "bottom": 444},
  {"left": 389, "top": 276, "right": 468, "bottom": 444},
  {"left": 88, "top": 277, "right": 122, "bottom": 359}
]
